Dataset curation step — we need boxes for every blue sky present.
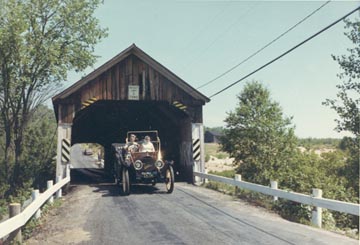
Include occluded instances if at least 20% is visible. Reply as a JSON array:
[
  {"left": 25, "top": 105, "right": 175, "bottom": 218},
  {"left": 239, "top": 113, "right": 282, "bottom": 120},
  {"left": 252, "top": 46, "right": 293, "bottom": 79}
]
[{"left": 65, "top": 0, "right": 360, "bottom": 138}]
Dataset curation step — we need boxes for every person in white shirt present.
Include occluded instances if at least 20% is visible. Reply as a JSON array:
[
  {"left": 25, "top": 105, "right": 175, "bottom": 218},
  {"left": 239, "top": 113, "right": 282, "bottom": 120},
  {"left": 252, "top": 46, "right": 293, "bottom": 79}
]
[{"left": 140, "top": 136, "right": 155, "bottom": 152}]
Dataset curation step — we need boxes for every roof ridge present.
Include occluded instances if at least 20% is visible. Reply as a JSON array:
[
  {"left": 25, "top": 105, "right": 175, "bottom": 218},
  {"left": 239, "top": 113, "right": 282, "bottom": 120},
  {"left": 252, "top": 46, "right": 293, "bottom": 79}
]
[{"left": 53, "top": 44, "right": 210, "bottom": 103}]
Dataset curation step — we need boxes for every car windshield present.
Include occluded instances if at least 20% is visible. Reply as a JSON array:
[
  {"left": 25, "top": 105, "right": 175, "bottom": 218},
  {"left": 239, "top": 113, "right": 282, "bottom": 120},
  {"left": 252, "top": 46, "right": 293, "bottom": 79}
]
[{"left": 127, "top": 131, "right": 159, "bottom": 151}]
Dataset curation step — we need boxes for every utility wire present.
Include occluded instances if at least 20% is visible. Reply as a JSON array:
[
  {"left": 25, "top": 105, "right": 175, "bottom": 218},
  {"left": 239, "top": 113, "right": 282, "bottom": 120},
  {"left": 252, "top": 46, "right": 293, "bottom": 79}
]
[
  {"left": 180, "top": 2, "right": 259, "bottom": 73},
  {"left": 198, "top": 0, "right": 331, "bottom": 90},
  {"left": 181, "top": 3, "right": 230, "bottom": 55},
  {"left": 209, "top": 5, "right": 360, "bottom": 99}
]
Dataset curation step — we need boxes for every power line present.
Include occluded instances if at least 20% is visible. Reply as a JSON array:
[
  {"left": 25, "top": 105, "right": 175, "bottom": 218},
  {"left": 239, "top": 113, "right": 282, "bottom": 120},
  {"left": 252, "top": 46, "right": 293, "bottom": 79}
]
[
  {"left": 180, "top": 3, "right": 231, "bottom": 54},
  {"left": 179, "top": 2, "right": 260, "bottom": 73},
  {"left": 197, "top": 0, "right": 331, "bottom": 90},
  {"left": 208, "top": 5, "right": 360, "bottom": 99}
]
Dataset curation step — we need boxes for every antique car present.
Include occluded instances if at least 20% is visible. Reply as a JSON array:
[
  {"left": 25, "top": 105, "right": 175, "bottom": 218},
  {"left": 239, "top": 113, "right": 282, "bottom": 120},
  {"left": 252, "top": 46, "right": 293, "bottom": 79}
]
[
  {"left": 112, "top": 130, "right": 174, "bottom": 195},
  {"left": 83, "top": 148, "right": 93, "bottom": 156}
]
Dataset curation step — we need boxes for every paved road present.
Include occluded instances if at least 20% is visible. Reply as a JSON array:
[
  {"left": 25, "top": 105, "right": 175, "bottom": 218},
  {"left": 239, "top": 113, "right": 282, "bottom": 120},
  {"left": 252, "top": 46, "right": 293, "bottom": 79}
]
[
  {"left": 70, "top": 144, "right": 102, "bottom": 169},
  {"left": 27, "top": 170, "right": 357, "bottom": 245}
]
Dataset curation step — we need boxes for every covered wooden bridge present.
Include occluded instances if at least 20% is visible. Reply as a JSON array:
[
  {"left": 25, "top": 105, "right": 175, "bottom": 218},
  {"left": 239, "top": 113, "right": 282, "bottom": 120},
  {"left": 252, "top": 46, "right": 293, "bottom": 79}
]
[{"left": 52, "top": 44, "right": 209, "bottom": 182}]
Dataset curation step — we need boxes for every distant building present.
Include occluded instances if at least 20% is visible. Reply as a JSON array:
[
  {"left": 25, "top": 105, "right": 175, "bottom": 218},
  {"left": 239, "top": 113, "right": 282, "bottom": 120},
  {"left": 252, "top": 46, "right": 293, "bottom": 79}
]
[{"left": 205, "top": 131, "right": 223, "bottom": 143}]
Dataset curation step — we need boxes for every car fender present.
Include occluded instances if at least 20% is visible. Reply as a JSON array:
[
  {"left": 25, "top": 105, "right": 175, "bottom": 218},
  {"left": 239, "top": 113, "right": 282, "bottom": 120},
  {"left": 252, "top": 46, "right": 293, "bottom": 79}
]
[{"left": 165, "top": 160, "right": 174, "bottom": 165}]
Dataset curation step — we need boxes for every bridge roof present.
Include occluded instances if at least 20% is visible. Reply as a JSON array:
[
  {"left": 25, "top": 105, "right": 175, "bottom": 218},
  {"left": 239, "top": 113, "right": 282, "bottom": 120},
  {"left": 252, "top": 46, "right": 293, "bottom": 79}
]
[{"left": 52, "top": 44, "right": 210, "bottom": 103}]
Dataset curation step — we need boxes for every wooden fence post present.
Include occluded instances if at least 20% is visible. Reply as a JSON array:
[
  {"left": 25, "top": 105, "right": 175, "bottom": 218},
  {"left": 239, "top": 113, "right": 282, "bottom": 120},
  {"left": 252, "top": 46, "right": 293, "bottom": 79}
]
[
  {"left": 47, "top": 180, "right": 54, "bottom": 204},
  {"left": 311, "top": 188, "right": 323, "bottom": 228},
  {"left": 9, "top": 203, "right": 22, "bottom": 243},
  {"left": 235, "top": 174, "right": 241, "bottom": 196},
  {"left": 31, "top": 190, "right": 41, "bottom": 219},
  {"left": 56, "top": 175, "right": 62, "bottom": 198},
  {"left": 270, "top": 180, "right": 278, "bottom": 201}
]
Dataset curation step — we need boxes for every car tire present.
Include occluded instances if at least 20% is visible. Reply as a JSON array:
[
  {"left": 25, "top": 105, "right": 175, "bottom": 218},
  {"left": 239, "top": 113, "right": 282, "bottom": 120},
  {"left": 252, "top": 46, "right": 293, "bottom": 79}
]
[
  {"left": 122, "top": 167, "right": 130, "bottom": 195},
  {"left": 165, "top": 165, "right": 174, "bottom": 193}
]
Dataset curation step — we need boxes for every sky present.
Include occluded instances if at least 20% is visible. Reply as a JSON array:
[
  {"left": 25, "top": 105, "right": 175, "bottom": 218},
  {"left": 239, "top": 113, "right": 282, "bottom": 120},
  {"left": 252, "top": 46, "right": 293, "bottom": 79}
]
[{"left": 65, "top": 0, "right": 360, "bottom": 138}]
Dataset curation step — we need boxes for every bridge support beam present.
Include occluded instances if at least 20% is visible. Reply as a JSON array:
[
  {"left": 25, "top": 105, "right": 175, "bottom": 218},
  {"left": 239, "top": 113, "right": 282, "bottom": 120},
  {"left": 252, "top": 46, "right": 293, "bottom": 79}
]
[
  {"left": 178, "top": 118, "right": 193, "bottom": 182},
  {"left": 192, "top": 123, "right": 205, "bottom": 184},
  {"left": 56, "top": 123, "right": 72, "bottom": 179}
]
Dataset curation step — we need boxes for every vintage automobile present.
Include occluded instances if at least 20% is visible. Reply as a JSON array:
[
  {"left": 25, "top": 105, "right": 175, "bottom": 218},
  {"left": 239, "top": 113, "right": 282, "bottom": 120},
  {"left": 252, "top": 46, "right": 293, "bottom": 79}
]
[
  {"left": 83, "top": 148, "right": 93, "bottom": 156},
  {"left": 112, "top": 130, "right": 174, "bottom": 195}
]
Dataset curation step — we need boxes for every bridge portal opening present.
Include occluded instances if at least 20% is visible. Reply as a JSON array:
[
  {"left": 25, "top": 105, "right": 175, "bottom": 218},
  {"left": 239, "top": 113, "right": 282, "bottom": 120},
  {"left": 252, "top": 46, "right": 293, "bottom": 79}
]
[
  {"left": 71, "top": 100, "right": 191, "bottom": 181},
  {"left": 70, "top": 143, "right": 104, "bottom": 169}
]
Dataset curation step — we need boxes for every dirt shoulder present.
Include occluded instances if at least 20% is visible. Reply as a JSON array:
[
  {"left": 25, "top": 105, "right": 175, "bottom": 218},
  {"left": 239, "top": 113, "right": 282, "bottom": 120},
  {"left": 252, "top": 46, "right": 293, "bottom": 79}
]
[{"left": 26, "top": 185, "right": 98, "bottom": 244}]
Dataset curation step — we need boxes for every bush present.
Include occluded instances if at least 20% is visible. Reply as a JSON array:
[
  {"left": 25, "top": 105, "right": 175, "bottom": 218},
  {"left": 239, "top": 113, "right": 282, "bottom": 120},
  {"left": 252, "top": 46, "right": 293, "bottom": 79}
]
[
  {"left": 207, "top": 164, "right": 359, "bottom": 232},
  {"left": 209, "top": 170, "right": 235, "bottom": 178},
  {"left": 272, "top": 200, "right": 311, "bottom": 225},
  {"left": 205, "top": 154, "right": 210, "bottom": 162},
  {"left": 0, "top": 106, "right": 57, "bottom": 217},
  {"left": 205, "top": 181, "right": 235, "bottom": 195},
  {"left": 216, "top": 153, "right": 227, "bottom": 159}
]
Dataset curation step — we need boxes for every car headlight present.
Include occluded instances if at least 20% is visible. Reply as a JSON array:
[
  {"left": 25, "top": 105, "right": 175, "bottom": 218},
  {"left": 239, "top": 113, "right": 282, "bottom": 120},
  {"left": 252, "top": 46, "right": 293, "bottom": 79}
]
[
  {"left": 155, "top": 160, "right": 164, "bottom": 169},
  {"left": 125, "top": 153, "right": 131, "bottom": 160},
  {"left": 134, "top": 160, "right": 143, "bottom": 170}
]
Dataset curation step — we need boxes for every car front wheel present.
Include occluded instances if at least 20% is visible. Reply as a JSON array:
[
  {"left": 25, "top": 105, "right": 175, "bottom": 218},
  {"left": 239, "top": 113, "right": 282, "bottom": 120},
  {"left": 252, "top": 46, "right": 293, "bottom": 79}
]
[
  {"left": 165, "top": 165, "right": 174, "bottom": 193},
  {"left": 122, "top": 167, "right": 130, "bottom": 195}
]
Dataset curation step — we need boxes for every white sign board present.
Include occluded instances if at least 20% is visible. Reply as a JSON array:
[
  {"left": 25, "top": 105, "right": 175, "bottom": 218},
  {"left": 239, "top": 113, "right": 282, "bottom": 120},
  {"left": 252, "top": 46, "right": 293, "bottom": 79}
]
[{"left": 128, "top": 85, "right": 139, "bottom": 100}]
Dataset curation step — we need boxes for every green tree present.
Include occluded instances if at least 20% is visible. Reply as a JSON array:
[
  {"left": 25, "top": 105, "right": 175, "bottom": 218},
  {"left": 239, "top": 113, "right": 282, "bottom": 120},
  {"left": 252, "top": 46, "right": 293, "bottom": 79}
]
[
  {"left": 323, "top": 19, "right": 359, "bottom": 137},
  {"left": 0, "top": 105, "right": 57, "bottom": 217},
  {"left": 281, "top": 150, "right": 358, "bottom": 229},
  {"left": 204, "top": 126, "right": 224, "bottom": 134},
  {"left": 221, "top": 81, "right": 297, "bottom": 185},
  {"left": 323, "top": 19, "right": 359, "bottom": 199},
  {"left": 0, "top": 0, "right": 107, "bottom": 187},
  {"left": 22, "top": 105, "right": 57, "bottom": 189}
]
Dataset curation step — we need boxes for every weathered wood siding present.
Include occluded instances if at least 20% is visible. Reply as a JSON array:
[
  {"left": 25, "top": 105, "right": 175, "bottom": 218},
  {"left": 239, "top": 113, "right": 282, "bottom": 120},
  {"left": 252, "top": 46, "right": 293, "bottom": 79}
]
[{"left": 58, "top": 55, "right": 203, "bottom": 124}]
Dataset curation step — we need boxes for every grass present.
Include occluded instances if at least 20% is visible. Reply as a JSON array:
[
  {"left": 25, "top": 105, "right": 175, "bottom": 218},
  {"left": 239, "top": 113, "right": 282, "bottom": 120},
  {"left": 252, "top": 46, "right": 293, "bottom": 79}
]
[
  {"left": 205, "top": 143, "right": 229, "bottom": 160},
  {"left": 208, "top": 169, "right": 235, "bottom": 178},
  {"left": 203, "top": 170, "right": 359, "bottom": 240},
  {"left": 22, "top": 199, "right": 63, "bottom": 240},
  {"left": 205, "top": 169, "right": 274, "bottom": 209}
]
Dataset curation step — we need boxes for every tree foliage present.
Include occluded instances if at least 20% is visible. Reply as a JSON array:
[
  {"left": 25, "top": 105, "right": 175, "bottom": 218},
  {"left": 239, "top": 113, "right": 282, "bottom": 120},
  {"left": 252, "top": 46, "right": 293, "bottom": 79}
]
[
  {"left": 323, "top": 19, "right": 360, "bottom": 137},
  {"left": 0, "top": 105, "right": 57, "bottom": 218},
  {"left": 204, "top": 126, "right": 224, "bottom": 134},
  {"left": 221, "top": 81, "right": 297, "bottom": 185},
  {"left": 220, "top": 81, "right": 359, "bottom": 229},
  {"left": 21, "top": 105, "right": 57, "bottom": 188},
  {"left": 323, "top": 18, "right": 360, "bottom": 199},
  {"left": 297, "top": 137, "right": 341, "bottom": 150},
  {"left": 0, "top": 0, "right": 107, "bottom": 188}
]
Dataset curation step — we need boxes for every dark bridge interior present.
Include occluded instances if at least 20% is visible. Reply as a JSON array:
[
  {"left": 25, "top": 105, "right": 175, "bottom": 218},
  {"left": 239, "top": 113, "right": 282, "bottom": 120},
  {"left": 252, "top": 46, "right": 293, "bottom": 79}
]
[{"left": 71, "top": 100, "right": 192, "bottom": 181}]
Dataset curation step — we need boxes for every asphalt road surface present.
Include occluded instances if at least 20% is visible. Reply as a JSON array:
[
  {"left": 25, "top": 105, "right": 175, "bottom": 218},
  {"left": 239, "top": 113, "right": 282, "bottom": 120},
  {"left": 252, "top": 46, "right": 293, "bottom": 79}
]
[
  {"left": 70, "top": 144, "right": 102, "bottom": 169},
  {"left": 26, "top": 170, "right": 357, "bottom": 245}
]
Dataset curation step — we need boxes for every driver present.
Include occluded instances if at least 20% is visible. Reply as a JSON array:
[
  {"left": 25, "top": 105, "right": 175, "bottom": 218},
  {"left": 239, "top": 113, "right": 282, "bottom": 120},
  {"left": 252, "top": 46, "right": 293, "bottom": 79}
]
[
  {"left": 125, "top": 134, "right": 139, "bottom": 152},
  {"left": 140, "top": 136, "right": 155, "bottom": 152}
]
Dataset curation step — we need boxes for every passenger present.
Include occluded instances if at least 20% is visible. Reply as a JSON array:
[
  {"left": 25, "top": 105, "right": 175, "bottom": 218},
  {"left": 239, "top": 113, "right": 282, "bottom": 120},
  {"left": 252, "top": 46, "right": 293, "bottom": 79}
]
[
  {"left": 125, "top": 134, "right": 138, "bottom": 152},
  {"left": 140, "top": 136, "right": 155, "bottom": 152}
]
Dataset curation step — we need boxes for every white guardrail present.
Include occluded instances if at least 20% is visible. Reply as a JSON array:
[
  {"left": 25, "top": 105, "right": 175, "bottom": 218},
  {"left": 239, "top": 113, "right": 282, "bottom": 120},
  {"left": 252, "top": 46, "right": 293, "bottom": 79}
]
[
  {"left": 194, "top": 171, "right": 359, "bottom": 227},
  {"left": 0, "top": 171, "right": 70, "bottom": 240}
]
